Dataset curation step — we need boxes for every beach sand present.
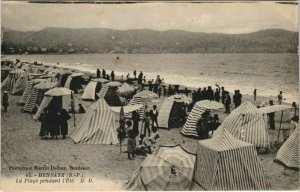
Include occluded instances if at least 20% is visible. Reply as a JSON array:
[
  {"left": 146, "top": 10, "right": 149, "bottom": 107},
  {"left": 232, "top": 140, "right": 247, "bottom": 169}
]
[{"left": 1, "top": 81, "right": 299, "bottom": 190}]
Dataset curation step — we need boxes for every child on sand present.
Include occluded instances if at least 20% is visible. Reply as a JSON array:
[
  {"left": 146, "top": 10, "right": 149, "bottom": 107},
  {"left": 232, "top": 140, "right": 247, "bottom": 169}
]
[{"left": 126, "top": 121, "right": 135, "bottom": 160}]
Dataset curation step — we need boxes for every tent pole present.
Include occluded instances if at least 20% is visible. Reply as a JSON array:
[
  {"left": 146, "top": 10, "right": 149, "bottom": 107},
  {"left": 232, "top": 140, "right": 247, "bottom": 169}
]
[{"left": 277, "top": 110, "right": 284, "bottom": 142}]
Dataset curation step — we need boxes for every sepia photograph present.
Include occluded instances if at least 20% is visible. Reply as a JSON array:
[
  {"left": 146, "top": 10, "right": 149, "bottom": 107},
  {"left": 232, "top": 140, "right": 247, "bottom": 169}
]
[{"left": 1, "top": 0, "right": 299, "bottom": 191}]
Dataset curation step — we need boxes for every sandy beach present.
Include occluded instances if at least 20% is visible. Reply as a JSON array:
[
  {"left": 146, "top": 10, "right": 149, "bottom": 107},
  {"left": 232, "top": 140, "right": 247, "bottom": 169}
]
[{"left": 1, "top": 74, "right": 299, "bottom": 190}]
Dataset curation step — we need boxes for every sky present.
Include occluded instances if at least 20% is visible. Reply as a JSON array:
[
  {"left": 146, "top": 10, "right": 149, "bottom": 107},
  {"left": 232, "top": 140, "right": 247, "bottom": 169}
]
[{"left": 1, "top": 1, "right": 298, "bottom": 34}]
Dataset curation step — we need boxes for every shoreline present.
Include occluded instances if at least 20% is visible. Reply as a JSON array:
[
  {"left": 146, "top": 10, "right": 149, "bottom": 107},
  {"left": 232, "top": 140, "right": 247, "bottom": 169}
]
[{"left": 10, "top": 59, "right": 297, "bottom": 106}]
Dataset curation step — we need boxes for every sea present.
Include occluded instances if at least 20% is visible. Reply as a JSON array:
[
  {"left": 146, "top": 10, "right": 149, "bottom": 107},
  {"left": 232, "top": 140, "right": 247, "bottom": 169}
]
[{"left": 3, "top": 53, "right": 299, "bottom": 103}]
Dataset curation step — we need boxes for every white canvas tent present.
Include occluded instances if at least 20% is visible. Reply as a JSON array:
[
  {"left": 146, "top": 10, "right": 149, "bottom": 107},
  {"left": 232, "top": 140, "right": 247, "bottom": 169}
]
[
  {"left": 195, "top": 130, "right": 269, "bottom": 190},
  {"left": 275, "top": 125, "right": 299, "bottom": 169},
  {"left": 69, "top": 98, "right": 142, "bottom": 144},
  {"left": 213, "top": 101, "right": 269, "bottom": 148},
  {"left": 81, "top": 81, "right": 99, "bottom": 100},
  {"left": 81, "top": 79, "right": 107, "bottom": 100}
]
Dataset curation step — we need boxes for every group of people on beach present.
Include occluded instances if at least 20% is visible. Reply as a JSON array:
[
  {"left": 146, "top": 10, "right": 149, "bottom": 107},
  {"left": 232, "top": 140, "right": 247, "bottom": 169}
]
[
  {"left": 117, "top": 105, "right": 160, "bottom": 159},
  {"left": 38, "top": 107, "right": 71, "bottom": 140},
  {"left": 196, "top": 111, "right": 221, "bottom": 140}
]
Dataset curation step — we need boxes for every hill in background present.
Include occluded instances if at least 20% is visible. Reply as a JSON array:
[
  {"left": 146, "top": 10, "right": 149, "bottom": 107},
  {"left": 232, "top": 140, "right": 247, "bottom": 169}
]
[{"left": 1, "top": 28, "right": 298, "bottom": 54}]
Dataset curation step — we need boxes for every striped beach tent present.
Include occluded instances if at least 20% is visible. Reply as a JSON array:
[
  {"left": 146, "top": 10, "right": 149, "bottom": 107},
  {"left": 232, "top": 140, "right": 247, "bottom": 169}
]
[
  {"left": 70, "top": 98, "right": 119, "bottom": 144},
  {"left": 11, "top": 71, "right": 29, "bottom": 95},
  {"left": 1, "top": 68, "right": 25, "bottom": 91},
  {"left": 213, "top": 101, "right": 269, "bottom": 148},
  {"left": 195, "top": 130, "right": 269, "bottom": 190},
  {"left": 125, "top": 90, "right": 159, "bottom": 119},
  {"left": 70, "top": 98, "right": 142, "bottom": 144},
  {"left": 158, "top": 95, "right": 191, "bottom": 129},
  {"left": 1, "top": 67, "right": 11, "bottom": 82},
  {"left": 117, "top": 82, "right": 135, "bottom": 97},
  {"left": 127, "top": 145, "right": 196, "bottom": 191},
  {"left": 22, "top": 82, "right": 56, "bottom": 113},
  {"left": 181, "top": 100, "right": 224, "bottom": 138},
  {"left": 19, "top": 79, "right": 47, "bottom": 105},
  {"left": 275, "top": 125, "right": 299, "bottom": 169}
]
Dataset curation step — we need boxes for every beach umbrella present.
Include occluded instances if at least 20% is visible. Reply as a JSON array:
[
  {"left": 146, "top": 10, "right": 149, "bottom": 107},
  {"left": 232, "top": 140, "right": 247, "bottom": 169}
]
[
  {"left": 197, "top": 100, "right": 224, "bottom": 110},
  {"left": 105, "top": 81, "right": 122, "bottom": 87},
  {"left": 117, "top": 82, "right": 135, "bottom": 97},
  {"left": 44, "top": 87, "right": 72, "bottom": 96},
  {"left": 127, "top": 145, "right": 196, "bottom": 191},
  {"left": 92, "top": 78, "right": 109, "bottom": 83}
]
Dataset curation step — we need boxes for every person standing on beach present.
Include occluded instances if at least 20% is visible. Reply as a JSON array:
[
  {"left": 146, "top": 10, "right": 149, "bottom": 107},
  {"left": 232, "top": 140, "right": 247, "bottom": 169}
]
[
  {"left": 125, "top": 121, "right": 135, "bottom": 160},
  {"left": 138, "top": 71, "right": 143, "bottom": 84},
  {"left": 253, "top": 89, "right": 257, "bottom": 101},
  {"left": 268, "top": 100, "right": 275, "bottom": 130},
  {"left": 133, "top": 70, "right": 137, "bottom": 78},
  {"left": 2, "top": 91, "right": 9, "bottom": 112},
  {"left": 224, "top": 91, "right": 231, "bottom": 114},
  {"left": 163, "top": 86, "right": 167, "bottom": 97},
  {"left": 236, "top": 90, "right": 242, "bottom": 107},
  {"left": 221, "top": 87, "right": 226, "bottom": 104},
  {"left": 278, "top": 91, "right": 283, "bottom": 105},
  {"left": 59, "top": 108, "right": 71, "bottom": 139},
  {"left": 49, "top": 110, "right": 60, "bottom": 139},
  {"left": 185, "top": 88, "right": 189, "bottom": 97},
  {"left": 150, "top": 105, "right": 159, "bottom": 129},
  {"left": 132, "top": 111, "right": 140, "bottom": 139},
  {"left": 143, "top": 112, "right": 151, "bottom": 137},
  {"left": 167, "top": 85, "right": 172, "bottom": 96},
  {"left": 111, "top": 70, "right": 115, "bottom": 81},
  {"left": 96, "top": 68, "right": 100, "bottom": 78},
  {"left": 233, "top": 90, "right": 238, "bottom": 108},
  {"left": 158, "top": 87, "right": 162, "bottom": 98},
  {"left": 149, "top": 80, "right": 153, "bottom": 92},
  {"left": 207, "top": 86, "right": 214, "bottom": 101},
  {"left": 214, "top": 88, "right": 220, "bottom": 102},
  {"left": 102, "top": 69, "right": 106, "bottom": 78},
  {"left": 38, "top": 108, "right": 49, "bottom": 139}
]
